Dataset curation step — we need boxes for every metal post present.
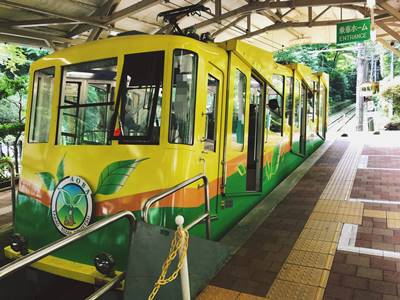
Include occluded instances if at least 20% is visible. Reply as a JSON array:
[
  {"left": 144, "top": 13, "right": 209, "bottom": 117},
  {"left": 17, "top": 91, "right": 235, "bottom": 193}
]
[
  {"left": 203, "top": 176, "right": 211, "bottom": 240},
  {"left": 175, "top": 215, "right": 190, "bottom": 300}
]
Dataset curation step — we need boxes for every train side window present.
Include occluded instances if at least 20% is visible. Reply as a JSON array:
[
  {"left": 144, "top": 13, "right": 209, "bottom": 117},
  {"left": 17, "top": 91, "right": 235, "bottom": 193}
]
[
  {"left": 28, "top": 67, "right": 55, "bottom": 143},
  {"left": 294, "top": 80, "right": 301, "bottom": 128},
  {"left": 119, "top": 51, "right": 164, "bottom": 144},
  {"left": 267, "top": 84, "right": 283, "bottom": 135},
  {"left": 57, "top": 58, "right": 117, "bottom": 145},
  {"left": 285, "top": 76, "right": 294, "bottom": 128},
  {"left": 307, "top": 86, "right": 314, "bottom": 122},
  {"left": 232, "top": 70, "right": 246, "bottom": 148},
  {"left": 169, "top": 49, "right": 198, "bottom": 145},
  {"left": 204, "top": 75, "right": 218, "bottom": 151}
]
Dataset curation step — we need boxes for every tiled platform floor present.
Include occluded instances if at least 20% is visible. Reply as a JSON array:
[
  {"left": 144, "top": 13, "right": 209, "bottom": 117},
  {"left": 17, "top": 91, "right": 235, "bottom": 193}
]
[{"left": 198, "top": 132, "right": 400, "bottom": 300}]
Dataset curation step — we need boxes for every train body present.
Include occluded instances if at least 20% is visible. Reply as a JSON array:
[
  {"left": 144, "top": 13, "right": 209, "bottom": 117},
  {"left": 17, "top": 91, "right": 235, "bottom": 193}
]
[{"left": 4, "top": 35, "right": 328, "bottom": 284}]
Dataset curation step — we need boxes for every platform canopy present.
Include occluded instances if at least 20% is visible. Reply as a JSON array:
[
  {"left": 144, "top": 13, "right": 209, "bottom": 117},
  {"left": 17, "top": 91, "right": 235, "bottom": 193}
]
[{"left": 1, "top": 0, "right": 400, "bottom": 53}]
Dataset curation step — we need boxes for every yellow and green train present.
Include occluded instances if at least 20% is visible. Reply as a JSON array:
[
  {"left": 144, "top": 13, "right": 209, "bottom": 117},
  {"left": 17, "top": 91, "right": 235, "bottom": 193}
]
[{"left": 3, "top": 34, "right": 328, "bottom": 284}]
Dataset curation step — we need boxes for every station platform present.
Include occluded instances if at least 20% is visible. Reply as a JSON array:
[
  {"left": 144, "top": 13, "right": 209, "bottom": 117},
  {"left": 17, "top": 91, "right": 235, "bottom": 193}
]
[{"left": 197, "top": 131, "right": 400, "bottom": 300}]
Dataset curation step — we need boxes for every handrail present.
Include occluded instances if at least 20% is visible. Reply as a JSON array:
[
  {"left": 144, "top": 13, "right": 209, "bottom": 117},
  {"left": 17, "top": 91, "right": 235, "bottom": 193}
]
[
  {"left": 85, "top": 272, "right": 125, "bottom": 300},
  {"left": 141, "top": 174, "right": 211, "bottom": 239},
  {"left": 0, "top": 159, "right": 16, "bottom": 225},
  {"left": 0, "top": 210, "right": 136, "bottom": 280}
]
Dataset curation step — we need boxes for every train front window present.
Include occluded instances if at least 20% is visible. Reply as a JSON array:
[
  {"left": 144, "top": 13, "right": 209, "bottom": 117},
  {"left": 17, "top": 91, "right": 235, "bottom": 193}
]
[
  {"left": 29, "top": 67, "right": 55, "bottom": 143},
  {"left": 169, "top": 50, "right": 198, "bottom": 145},
  {"left": 119, "top": 51, "right": 164, "bottom": 144},
  {"left": 57, "top": 58, "right": 117, "bottom": 145}
]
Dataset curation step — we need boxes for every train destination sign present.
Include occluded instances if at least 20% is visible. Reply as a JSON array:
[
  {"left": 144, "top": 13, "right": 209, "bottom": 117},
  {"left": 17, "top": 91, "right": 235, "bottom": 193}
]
[{"left": 337, "top": 18, "right": 371, "bottom": 45}]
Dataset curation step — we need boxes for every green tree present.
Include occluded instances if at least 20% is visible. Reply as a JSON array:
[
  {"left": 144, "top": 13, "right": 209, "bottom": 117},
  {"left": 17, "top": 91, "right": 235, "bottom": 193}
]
[{"left": 0, "top": 44, "right": 49, "bottom": 173}]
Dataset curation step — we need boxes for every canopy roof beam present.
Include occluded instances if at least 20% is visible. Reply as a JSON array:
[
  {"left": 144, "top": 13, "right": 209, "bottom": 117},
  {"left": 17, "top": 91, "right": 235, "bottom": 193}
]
[
  {"left": 0, "top": 0, "right": 109, "bottom": 30},
  {"left": 190, "top": 0, "right": 365, "bottom": 30},
  {"left": 378, "top": 0, "right": 400, "bottom": 21},
  {"left": 102, "top": 0, "right": 161, "bottom": 24},
  {"left": 0, "top": 18, "right": 81, "bottom": 27},
  {"left": 230, "top": 18, "right": 358, "bottom": 41},
  {"left": 376, "top": 21, "right": 400, "bottom": 41}
]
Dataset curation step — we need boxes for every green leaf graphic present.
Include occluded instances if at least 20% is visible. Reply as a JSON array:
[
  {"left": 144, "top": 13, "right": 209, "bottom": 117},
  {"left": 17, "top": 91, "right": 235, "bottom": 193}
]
[
  {"left": 60, "top": 189, "right": 72, "bottom": 205},
  {"left": 95, "top": 158, "right": 148, "bottom": 195},
  {"left": 57, "top": 155, "right": 65, "bottom": 182},
  {"left": 38, "top": 172, "right": 56, "bottom": 192},
  {"left": 72, "top": 193, "right": 85, "bottom": 206}
]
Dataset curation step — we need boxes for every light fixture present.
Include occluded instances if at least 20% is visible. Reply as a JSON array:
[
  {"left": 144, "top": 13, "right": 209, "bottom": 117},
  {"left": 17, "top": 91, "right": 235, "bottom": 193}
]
[
  {"left": 367, "top": 0, "right": 376, "bottom": 8},
  {"left": 94, "top": 252, "right": 116, "bottom": 277}
]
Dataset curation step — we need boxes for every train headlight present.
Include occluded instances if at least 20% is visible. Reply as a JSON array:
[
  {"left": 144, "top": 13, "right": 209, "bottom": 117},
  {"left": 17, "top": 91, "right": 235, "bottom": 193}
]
[
  {"left": 10, "top": 233, "right": 28, "bottom": 255},
  {"left": 94, "top": 252, "right": 115, "bottom": 277}
]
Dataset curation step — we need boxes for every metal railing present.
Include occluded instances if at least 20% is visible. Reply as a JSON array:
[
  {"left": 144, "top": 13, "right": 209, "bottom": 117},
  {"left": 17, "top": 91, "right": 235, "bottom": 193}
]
[
  {"left": 0, "top": 211, "right": 136, "bottom": 299},
  {"left": 141, "top": 174, "right": 211, "bottom": 239},
  {"left": 0, "top": 159, "right": 16, "bottom": 225}
]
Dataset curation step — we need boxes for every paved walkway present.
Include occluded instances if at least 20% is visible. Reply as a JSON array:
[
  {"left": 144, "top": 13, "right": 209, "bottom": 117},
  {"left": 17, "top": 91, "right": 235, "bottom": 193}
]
[
  {"left": 197, "top": 131, "right": 400, "bottom": 300},
  {"left": 0, "top": 188, "right": 12, "bottom": 226}
]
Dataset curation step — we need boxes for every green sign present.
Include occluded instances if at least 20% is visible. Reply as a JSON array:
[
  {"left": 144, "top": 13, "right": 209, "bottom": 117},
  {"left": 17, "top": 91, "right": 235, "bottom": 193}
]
[{"left": 337, "top": 18, "right": 371, "bottom": 44}]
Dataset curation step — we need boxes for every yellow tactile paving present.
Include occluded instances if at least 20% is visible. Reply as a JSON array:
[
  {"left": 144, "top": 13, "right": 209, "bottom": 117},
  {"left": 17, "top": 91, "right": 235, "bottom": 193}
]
[
  {"left": 277, "top": 264, "right": 330, "bottom": 288},
  {"left": 338, "top": 201, "right": 364, "bottom": 210},
  {"left": 309, "top": 212, "right": 337, "bottom": 222},
  {"left": 237, "top": 293, "right": 266, "bottom": 300},
  {"left": 304, "top": 219, "right": 342, "bottom": 232},
  {"left": 266, "top": 279, "right": 324, "bottom": 300},
  {"left": 335, "top": 214, "right": 362, "bottom": 224},
  {"left": 299, "top": 228, "right": 340, "bottom": 242},
  {"left": 387, "top": 218, "right": 400, "bottom": 229},
  {"left": 387, "top": 211, "right": 400, "bottom": 220},
  {"left": 293, "top": 239, "right": 337, "bottom": 255},
  {"left": 196, "top": 285, "right": 240, "bottom": 300},
  {"left": 363, "top": 209, "right": 387, "bottom": 219},
  {"left": 286, "top": 250, "right": 334, "bottom": 270},
  {"left": 337, "top": 207, "right": 363, "bottom": 216}
]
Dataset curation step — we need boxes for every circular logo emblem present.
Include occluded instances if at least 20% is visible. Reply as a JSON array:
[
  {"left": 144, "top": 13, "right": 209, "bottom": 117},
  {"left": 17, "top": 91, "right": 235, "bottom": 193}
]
[{"left": 51, "top": 176, "right": 93, "bottom": 236}]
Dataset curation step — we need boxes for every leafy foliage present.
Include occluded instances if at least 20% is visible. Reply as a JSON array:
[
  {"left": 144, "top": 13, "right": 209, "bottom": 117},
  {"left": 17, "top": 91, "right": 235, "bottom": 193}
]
[
  {"left": 0, "top": 123, "right": 24, "bottom": 139},
  {"left": 382, "top": 84, "right": 400, "bottom": 117},
  {"left": 274, "top": 43, "right": 357, "bottom": 103}
]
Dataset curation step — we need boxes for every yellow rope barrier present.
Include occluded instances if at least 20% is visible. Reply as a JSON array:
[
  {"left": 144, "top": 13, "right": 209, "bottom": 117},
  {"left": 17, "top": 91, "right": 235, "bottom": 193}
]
[{"left": 148, "top": 227, "right": 189, "bottom": 300}]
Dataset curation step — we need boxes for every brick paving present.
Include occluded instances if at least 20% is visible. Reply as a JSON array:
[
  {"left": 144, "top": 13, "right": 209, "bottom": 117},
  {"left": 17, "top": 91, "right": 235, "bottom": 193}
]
[
  {"left": 210, "top": 140, "right": 350, "bottom": 297},
  {"left": 350, "top": 169, "right": 400, "bottom": 201},
  {"left": 367, "top": 156, "right": 400, "bottom": 169},
  {"left": 324, "top": 140, "right": 400, "bottom": 300},
  {"left": 198, "top": 133, "right": 400, "bottom": 300},
  {"left": 324, "top": 251, "right": 400, "bottom": 300},
  {"left": 362, "top": 146, "right": 400, "bottom": 156}
]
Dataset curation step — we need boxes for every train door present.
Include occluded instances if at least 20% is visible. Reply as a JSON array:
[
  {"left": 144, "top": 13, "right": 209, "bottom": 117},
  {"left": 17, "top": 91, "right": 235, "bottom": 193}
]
[
  {"left": 292, "top": 79, "right": 305, "bottom": 156},
  {"left": 223, "top": 53, "right": 250, "bottom": 195},
  {"left": 202, "top": 64, "right": 224, "bottom": 213},
  {"left": 246, "top": 75, "right": 265, "bottom": 192}
]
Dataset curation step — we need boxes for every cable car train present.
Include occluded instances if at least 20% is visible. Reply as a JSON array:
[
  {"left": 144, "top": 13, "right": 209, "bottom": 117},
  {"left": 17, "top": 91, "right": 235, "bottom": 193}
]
[{"left": 2, "top": 33, "right": 328, "bottom": 286}]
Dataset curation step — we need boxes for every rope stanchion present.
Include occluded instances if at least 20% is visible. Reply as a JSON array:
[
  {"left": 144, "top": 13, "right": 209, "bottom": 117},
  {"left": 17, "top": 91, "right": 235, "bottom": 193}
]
[{"left": 148, "top": 215, "right": 190, "bottom": 300}]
